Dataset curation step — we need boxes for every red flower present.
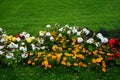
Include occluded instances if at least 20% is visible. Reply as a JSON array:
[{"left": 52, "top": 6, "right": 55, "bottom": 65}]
[
  {"left": 119, "top": 42, "right": 120, "bottom": 46},
  {"left": 17, "top": 34, "right": 21, "bottom": 38},
  {"left": 116, "top": 52, "right": 120, "bottom": 58},
  {"left": 109, "top": 38, "right": 118, "bottom": 47},
  {"left": 108, "top": 57, "right": 113, "bottom": 61}
]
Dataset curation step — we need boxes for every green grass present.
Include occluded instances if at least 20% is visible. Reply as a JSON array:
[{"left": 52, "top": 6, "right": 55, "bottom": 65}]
[
  {"left": 0, "top": 0, "right": 120, "bottom": 35},
  {"left": 0, "top": 65, "right": 120, "bottom": 80},
  {"left": 0, "top": 0, "right": 120, "bottom": 80}
]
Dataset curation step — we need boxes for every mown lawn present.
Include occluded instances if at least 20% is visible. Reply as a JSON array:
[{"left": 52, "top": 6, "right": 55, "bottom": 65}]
[
  {"left": 0, "top": 0, "right": 120, "bottom": 80},
  {"left": 0, "top": 0, "right": 120, "bottom": 35}
]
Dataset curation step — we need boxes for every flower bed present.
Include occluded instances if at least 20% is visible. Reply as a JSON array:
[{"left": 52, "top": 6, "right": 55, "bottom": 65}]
[{"left": 0, "top": 25, "right": 120, "bottom": 72}]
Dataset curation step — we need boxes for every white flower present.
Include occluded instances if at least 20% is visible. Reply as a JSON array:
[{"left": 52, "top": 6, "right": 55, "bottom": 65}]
[
  {"left": 72, "top": 28, "right": 77, "bottom": 34},
  {"left": 31, "top": 44, "right": 36, "bottom": 50},
  {"left": 20, "top": 31, "right": 26, "bottom": 37},
  {"left": 101, "top": 37, "right": 108, "bottom": 43},
  {"left": 6, "top": 53, "right": 14, "bottom": 59},
  {"left": 21, "top": 53, "right": 28, "bottom": 58},
  {"left": 86, "top": 38, "right": 94, "bottom": 44},
  {"left": 58, "top": 33, "right": 62, "bottom": 37},
  {"left": 21, "top": 42, "right": 25, "bottom": 45},
  {"left": 59, "top": 28, "right": 63, "bottom": 32},
  {"left": 31, "top": 36, "right": 35, "bottom": 39},
  {"left": 16, "top": 37, "right": 21, "bottom": 41},
  {"left": 0, "top": 46, "right": 4, "bottom": 49},
  {"left": 40, "top": 46, "right": 45, "bottom": 50},
  {"left": 96, "top": 33, "right": 103, "bottom": 39},
  {"left": 0, "top": 51, "right": 4, "bottom": 55},
  {"left": 65, "top": 24, "right": 69, "bottom": 28},
  {"left": 39, "top": 31, "right": 44, "bottom": 36},
  {"left": 67, "top": 30, "right": 71, "bottom": 35},
  {"left": 19, "top": 46, "right": 27, "bottom": 51},
  {"left": 0, "top": 28, "right": 3, "bottom": 31},
  {"left": 46, "top": 32, "right": 51, "bottom": 36},
  {"left": 69, "top": 27, "right": 72, "bottom": 30},
  {"left": 77, "top": 37, "right": 83, "bottom": 43},
  {"left": 95, "top": 42, "right": 100, "bottom": 47},
  {"left": 82, "top": 28, "right": 90, "bottom": 35},
  {"left": 46, "top": 24, "right": 51, "bottom": 28},
  {"left": 50, "top": 36, "right": 54, "bottom": 41},
  {"left": 2, "top": 34, "right": 7, "bottom": 37},
  {"left": 0, "top": 38, "right": 5, "bottom": 43},
  {"left": 38, "top": 38, "right": 44, "bottom": 44},
  {"left": 77, "top": 31, "right": 81, "bottom": 36},
  {"left": 7, "top": 43, "right": 18, "bottom": 48},
  {"left": 25, "top": 33, "right": 30, "bottom": 39}
]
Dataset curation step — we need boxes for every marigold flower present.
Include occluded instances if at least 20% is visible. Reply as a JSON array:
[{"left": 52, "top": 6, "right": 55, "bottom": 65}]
[
  {"left": 63, "top": 57, "right": 67, "bottom": 61},
  {"left": 27, "top": 60, "right": 32, "bottom": 64},
  {"left": 61, "top": 61, "right": 66, "bottom": 65},
  {"left": 66, "top": 62, "right": 71, "bottom": 67},
  {"left": 12, "top": 37, "right": 16, "bottom": 42},
  {"left": 102, "top": 67, "right": 106, "bottom": 72},
  {"left": 32, "top": 62, "right": 35, "bottom": 65},
  {"left": 52, "top": 55, "right": 56, "bottom": 59},
  {"left": 34, "top": 58, "right": 39, "bottom": 61},
  {"left": 74, "top": 63, "right": 78, "bottom": 66}
]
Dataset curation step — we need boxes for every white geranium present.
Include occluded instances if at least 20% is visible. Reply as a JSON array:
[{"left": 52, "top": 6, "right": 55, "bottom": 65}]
[
  {"left": 31, "top": 43, "right": 36, "bottom": 50},
  {"left": 46, "top": 24, "right": 51, "bottom": 28},
  {"left": 101, "top": 37, "right": 108, "bottom": 43},
  {"left": 96, "top": 33, "right": 103, "bottom": 39},
  {"left": 65, "top": 24, "right": 69, "bottom": 28},
  {"left": 86, "top": 38, "right": 94, "bottom": 44},
  {"left": 0, "top": 51, "right": 4, "bottom": 55},
  {"left": 67, "top": 30, "right": 71, "bottom": 35},
  {"left": 77, "top": 37, "right": 83, "bottom": 43},
  {"left": 16, "top": 37, "right": 21, "bottom": 41},
  {"left": 0, "top": 28, "right": 3, "bottom": 31},
  {"left": 72, "top": 28, "right": 77, "bottom": 34},
  {"left": 39, "top": 31, "right": 44, "bottom": 37},
  {"left": 40, "top": 46, "right": 45, "bottom": 50},
  {"left": 95, "top": 42, "right": 100, "bottom": 47},
  {"left": 82, "top": 28, "right": 90, "bottom": 35},
  {"left": 31, "top": 36, "right": 35, "bottom": 39},
  {"left": 38, "top": 38, "right": 44, "bottom": 44},
  {"left": 20, "top": 31, "right": 26, "bottom": 37},
  {"left": 46, "top": 32, "right": 51, "bottom": 36},
  {"left": 77, "top": 31, "right": 81, "bottom": 36},
  {"left": 21, "top": 42, "right": 25, "bottom": 45},
  {"left": 25, "top": 33, "right": 30, "bottom": 39},
  {"left": 19, "top": 46, "right": 27, "bottom": 52},
  {"left": 0, "top": 38, "right": 5, "bottom": 43},
  {"left": 6, "top": 53, "right": 14, "bottom": 59},
  {"left": 21, "top": 53, "right": 28, "bottom": 58},
  {"left": 0, "top": 46, "right": 4, "bottom": 49},
  {"left": 59, "top": 28, "right": 64, "bottom": 32},
  {"left": 69, "top": 27, "right": 72, "bottom": 30},
  {"left": 7, "top": 43, "right": 18, "bottom": 48},
  {"left": 50, "top": 36, "right": 54, "bottom": 41}
]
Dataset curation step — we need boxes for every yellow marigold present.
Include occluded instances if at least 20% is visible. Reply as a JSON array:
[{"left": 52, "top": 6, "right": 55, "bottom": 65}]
[
  {"left": 102, "top": 67, "right": 106, "bottom": 72},
  {"left": 92, "top": 59, "right": 96, "bottom": 63},
  {"left": 66, "top": 62, "right": 71, "bottom": 67},
  {"left": 59, "top": 47, "right": 63, "bottom": 52},
  {"left": 79, "top": 62, "right": 83, "bottom": 66},
  {"left": 32, "top": 62, "right": 35, "bottom": 65},
  {"left": 61, "top": 61, "right": 66, "bottom": 65},
  {"left": 47, "top": 53, "right": 51, "bottom": 57},
  {"left": 72, "top": 55, "right": 76, "bottom": 59},
  {"left": 56, "top": 37, "right": 59, "bottom": 40},
  {"left": 34, "top": 58, "right": 39, "bottom": 61},
  {"left": 37, "top": 52, "right": 42, "bottom": 57},
  {"left": 79, "top": 46, "right": 82, "bottom": 49},
  {"left": 52, "top": 55, "right": 56, "bottom": 59},
  {"left": 63, "top": 57, "right": 67, "bottom": 61},
  {"left": 29, "top": 53, "right": 33, "bottom": 56},
  {"left": 51, "top": 31, "right": 56, "bottom": 36},
  {"left": 77, "top": 54, "right": 84, "bottom": 59},
  {"left": 68, "top": 48, "right": 72, "bottom": 51},
  {"left": 26, "top": 37, "right": 32, "bottom": 43},
  {"left": 74, "top": 63, "right": 78, "bottom": 66},
  {"left": 96, "top": 58, "right": 101, "bottom": 63},
  {"left": 12, "top": 37, "right": 16, "bottom": 42},
  {"left": 82, "top": 48, "right": 86, "bottom": 53},
  {"left": 82, "top": 64, "right": 87, "bottom": 67},
  {"left": 93, "top": 51, "right": 97, "bottom": 55},
  {"left": 44, "top": 57, "right": 48, "bottom": 61},
  {"left": 48, "top": 65, "right": 52, "bottom": 68},
  {"left": 27, "top": 60, "right": 32, "bottom": 64}
]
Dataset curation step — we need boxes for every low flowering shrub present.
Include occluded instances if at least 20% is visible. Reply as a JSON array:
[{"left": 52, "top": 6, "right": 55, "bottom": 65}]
[{"left": 0, "top": 25, "right": 119, "bottom": 72}]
